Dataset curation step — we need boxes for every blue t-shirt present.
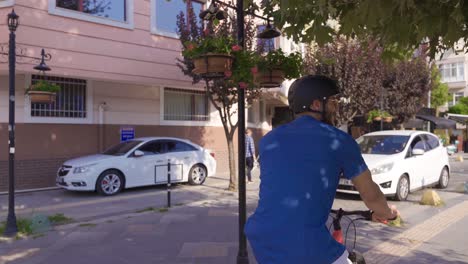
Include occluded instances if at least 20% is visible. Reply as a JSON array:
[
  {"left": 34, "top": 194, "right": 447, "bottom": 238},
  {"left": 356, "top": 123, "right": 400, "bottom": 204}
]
[{"left": 245, "top": 116, "right": 368, "bottom": 264}]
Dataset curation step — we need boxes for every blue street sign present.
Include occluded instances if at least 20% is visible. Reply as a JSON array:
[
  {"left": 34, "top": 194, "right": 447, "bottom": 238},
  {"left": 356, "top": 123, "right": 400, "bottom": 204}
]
[{"left": 120, "top": 127, "right": 135, "bottom": 142}]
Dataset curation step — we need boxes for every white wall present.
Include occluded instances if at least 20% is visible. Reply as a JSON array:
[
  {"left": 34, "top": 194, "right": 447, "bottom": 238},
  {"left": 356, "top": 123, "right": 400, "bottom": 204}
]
[
  {"left": 0, "top": 75, "right": 27, "bottom": 123},
  {"left": 92, "top": 80, "right": 161, "bottom": 125}
]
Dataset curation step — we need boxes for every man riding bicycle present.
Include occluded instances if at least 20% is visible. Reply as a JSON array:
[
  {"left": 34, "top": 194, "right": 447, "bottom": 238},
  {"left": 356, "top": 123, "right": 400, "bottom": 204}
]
[{"left": 245, "top": 75, "right": 399, "bottom": 264}]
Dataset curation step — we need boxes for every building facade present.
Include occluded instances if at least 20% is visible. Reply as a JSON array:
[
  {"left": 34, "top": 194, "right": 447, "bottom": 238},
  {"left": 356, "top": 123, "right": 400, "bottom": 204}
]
[
  {"left": 0, "top": 0, "right": 291, "bottom": 191},
  {"left": 436, "top": 42, "right": 468, "bottom": 111}
]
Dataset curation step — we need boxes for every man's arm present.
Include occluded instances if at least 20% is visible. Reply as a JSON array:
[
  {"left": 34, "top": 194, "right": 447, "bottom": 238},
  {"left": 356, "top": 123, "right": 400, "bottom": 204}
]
[{"left": 352, "top": 169, "right": 398, "bottom": 220}]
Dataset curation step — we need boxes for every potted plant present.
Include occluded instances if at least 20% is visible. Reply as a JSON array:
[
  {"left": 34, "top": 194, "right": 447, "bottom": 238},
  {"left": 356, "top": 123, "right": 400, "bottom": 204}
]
[
  {"left": 26, "top": 80, "right": 60, "bottom": 104},
  {"left": 182, "top": 36, "right": 236, "bottom": 78},
  {"left": 226, "top": 49, "right": 259, "bottom": 89},
  {"left": 367, "top": 110, "right": 381, "bottom": 123},
  {"left": 383, "top": 113, "right": 393, "bottom": 123},
  {"left": 367, "top": 110, "right": 392, "bottom": 123},
  {"left": 256, "top": 49, "right": 303, "bottom": 88}
]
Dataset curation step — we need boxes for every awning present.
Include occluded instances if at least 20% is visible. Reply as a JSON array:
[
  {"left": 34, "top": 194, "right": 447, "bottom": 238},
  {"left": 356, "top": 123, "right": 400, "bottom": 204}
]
[
  {"left": 416, "top": 115, "right": 457, "bottom": 129},
  {"left": 403, "top": 118, "right": 425, "bottom": 129},
  {"left": 262, "top": 90, "right": 289, "bottom": 106},
  {"left": 447, "top": 114, "right": 468, "bottom": 124}
]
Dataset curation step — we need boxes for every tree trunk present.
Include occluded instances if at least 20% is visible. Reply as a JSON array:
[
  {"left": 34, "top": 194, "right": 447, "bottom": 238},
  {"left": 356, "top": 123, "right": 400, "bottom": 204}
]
[{"left": 227, "top": 136, "right": 237, "bottom": 191}]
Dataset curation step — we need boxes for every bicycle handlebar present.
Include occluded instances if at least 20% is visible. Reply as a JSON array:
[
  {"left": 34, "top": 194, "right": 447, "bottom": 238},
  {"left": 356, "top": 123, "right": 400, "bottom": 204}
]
[{"left": 330, "top": 208, "right": 373, "bottom": 221}]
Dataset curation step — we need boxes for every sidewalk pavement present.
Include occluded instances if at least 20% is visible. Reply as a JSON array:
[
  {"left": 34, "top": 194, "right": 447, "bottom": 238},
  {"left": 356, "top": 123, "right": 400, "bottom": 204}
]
[{"left": 0, "top": 171, "right": 468, "bottom": 264}]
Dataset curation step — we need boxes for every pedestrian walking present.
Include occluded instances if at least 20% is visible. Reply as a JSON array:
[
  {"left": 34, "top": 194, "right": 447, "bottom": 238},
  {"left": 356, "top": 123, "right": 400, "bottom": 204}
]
[{"left": 245, "top": 129, "right": 256, "bottom": 183}]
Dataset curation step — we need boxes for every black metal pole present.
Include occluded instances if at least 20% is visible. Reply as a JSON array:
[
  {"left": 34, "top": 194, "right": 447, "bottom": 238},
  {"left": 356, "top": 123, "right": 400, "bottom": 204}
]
[
  {"left": 236, "top": 0, "right": 249, "bottom": 263},
  {"left": 167, "top": 160, "right": 171, "bottom": 208},
  {"left": 4, "top": 26, "right": 18, "bottom": 237},
  {"left": 380, "top": 86, "right": 383, "bottom": 131}
]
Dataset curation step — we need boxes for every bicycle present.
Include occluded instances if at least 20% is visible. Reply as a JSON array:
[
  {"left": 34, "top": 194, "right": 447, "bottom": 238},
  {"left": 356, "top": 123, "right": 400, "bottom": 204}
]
[{"left": 329, "top": 208, "right": 374, "bottom": 264}]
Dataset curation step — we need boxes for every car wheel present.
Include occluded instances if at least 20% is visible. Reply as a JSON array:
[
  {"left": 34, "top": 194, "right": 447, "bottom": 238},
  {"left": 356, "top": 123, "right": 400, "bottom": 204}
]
[
  {"left": 188, "top": 164, "right": 207, "bottom": 185},
  {"left": 96, "top": 170, "right": 124, "bottom": 196},
  {"left": 437, "top": 167, "right": 449, "bottom": 189},
  {"left": 395, "top": 175, "right": 409, "bottom": 201}
]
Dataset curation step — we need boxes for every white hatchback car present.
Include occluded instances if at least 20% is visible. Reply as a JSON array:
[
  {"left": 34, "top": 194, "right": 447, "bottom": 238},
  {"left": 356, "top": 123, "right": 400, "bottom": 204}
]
[
  {"left": 337, "top": 131, "right": 450, "bottom": 201},
  {"left": 56, "top": 137, "right": 217, "bottom": 195}
]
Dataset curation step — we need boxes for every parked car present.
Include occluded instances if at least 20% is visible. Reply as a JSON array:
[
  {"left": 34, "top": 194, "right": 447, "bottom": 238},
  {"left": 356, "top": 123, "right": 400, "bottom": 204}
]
[
  {"left": 56, "top": 137, "right": 217, "bottom": 196},
  {"left": 337, "top": 131, "right": 450, "bottom": 201}
]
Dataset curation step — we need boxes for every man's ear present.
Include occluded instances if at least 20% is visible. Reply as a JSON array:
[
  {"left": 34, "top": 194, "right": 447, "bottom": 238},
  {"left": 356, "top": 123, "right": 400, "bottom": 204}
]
[{"left": 309, "top": 99, "right": 322, "bottom": 112}]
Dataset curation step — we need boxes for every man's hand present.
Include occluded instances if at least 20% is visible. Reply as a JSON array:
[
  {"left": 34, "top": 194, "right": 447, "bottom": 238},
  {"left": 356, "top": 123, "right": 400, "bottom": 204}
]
[
  {"left": 372, "top": 205, "right": 399, "bottom": 223},
  {"left": 352, "top": 170, "right": 399, "bottom": 222}
]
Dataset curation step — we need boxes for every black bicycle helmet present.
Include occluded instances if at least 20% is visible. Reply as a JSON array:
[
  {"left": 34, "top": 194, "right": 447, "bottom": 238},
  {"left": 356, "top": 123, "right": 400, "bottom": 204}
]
[{"left": 288, "top": 75, "right": 339, "bottom": 114}]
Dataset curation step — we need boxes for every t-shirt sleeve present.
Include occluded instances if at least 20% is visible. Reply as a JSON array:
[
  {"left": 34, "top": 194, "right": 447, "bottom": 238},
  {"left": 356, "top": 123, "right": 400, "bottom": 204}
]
[{"left": 339, "top": 135, "right": 368, "bottom": 180}]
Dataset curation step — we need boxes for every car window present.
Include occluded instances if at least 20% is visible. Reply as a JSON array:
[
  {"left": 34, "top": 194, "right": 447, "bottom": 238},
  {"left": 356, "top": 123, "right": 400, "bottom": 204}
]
[
  {"left": 166, "top": 140, "right": 197, "bottom": 153},
  {"left": 423, "top": 134, "right": 440, "bottom": 150},
  {"left": 138, "top": 141, "right": 165, "bottom": 155},
  {"left": 409, "top": 136, "right": 426, "bottom": 152},
  {"left": 357, "top": 135, "right": 409, "bottom": 155},
  {"left": 103, "top": 140, "right": 143, "bottom": 156}
]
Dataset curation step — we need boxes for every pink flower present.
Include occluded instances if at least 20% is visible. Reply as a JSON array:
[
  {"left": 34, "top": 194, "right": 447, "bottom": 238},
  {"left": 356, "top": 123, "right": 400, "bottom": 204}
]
[
  {"left": 224, "top": 71, "right": 232, "bottom": 78},
  {"left": 250, "top": 66, "right": 258, "bottom": 74},
  {"left": 239, "top": 82, "right": 248, "bottom": 89},
  {"left": 187, "top": 43, "right": 195, "bottom": 51},
  {"left": 232, "top": 45, "right": 242, "bottom": 51}
]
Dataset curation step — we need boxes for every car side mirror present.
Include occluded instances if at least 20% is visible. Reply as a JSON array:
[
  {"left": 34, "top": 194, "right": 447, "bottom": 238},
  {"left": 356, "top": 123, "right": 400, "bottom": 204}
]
[
  {"left": 134, "top": 150, "right": 144, "bottom": 157},
  {"left": 412, "top": 149, "right": 425, "bottom": 156}
]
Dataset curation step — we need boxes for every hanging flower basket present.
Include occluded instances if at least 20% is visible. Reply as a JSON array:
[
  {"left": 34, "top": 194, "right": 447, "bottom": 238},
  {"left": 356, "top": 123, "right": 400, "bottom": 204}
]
[
  {"left": 373, "top": 116, "right": 382, "bottom": 122},
  {"left": 28, "top": 91, "right": 56, "bottom": 104},
  {"left": 257, "top": 68, "right": 286, "bottom": 88},
  {"left": 26, "top": 80, "right": 60, "bottom": 104},
  {"left": 384, "top": 116, "right": 393, "bottom": 123},
  {"left": 257, "top": 49, "right": 303, "bottom": 88},
  {"left": 192, "top": 53, "right": 234, "bottom": 78}
]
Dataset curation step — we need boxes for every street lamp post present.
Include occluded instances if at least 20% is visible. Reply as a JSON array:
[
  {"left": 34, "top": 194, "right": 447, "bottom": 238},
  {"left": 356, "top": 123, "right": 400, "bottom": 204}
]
[
  {"left": 4, "top": 9, "right": 19, "bottom": 237},
  {"left": 235, "top": 1, "right": 250, "bottom": 262},
  {"left": 2, "top": 9, "right": 52, "bottom": 237},
  {"left": 199, "top": 2, "right": 280, "bottom": 263}
]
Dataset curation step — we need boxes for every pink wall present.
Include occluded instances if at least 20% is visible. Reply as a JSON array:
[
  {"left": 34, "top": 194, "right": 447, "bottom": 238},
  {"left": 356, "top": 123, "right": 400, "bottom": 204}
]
[{"left": 0, "top": 0, "right": 193, "bottom": 87}]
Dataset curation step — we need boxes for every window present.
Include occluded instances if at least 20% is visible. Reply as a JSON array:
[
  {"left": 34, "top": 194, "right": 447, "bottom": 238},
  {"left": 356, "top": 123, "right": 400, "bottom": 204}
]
[
  {"left": 357, "top": 135, "right": 409, "bottom": 155},
  {"left": 449, "top": 91, "right": 464, "bottom": 107},
  {"left": 30, "top": 75, "right": 87, "bottom": 118},
  {"left": 166, "top": 140, "right": 197, "bottom": 153},
  {"left": 164, "top": 88, "right": 209, "bottom": 121},
  {"left": 256, "top": 25, "right": 275, "bottom": 52},
  {"left": 138, "top": 141, "right": 165, "bottom": 155},
  {"left": 259, "top": 100, "right": 265, "bottom": 122},
  {"left": 152, "top": 0, "right": 203, "bottom": 37},
  {"left": 103, "top": 140, "right": 142, "bottom": 156},
  {"left": 454, "top": 92, "right": 464, "bottom": 104},
  {"left": 410, "top": 136, "right": 426, "bottom": 152},
  {"left": 0, "top": 0, "right": 15, "bottom": 8},
  {"left": 439, "top": 62, "right": 465, "bottom": 82},
  {"left": 248, "top": 104, "right": 256, "bottom": 123},
  {"left": 423, "top": 135, "right": 440, "bottom": 150},
  {"left": 55, "top": 0, "right": 127, "bottom": 22}
]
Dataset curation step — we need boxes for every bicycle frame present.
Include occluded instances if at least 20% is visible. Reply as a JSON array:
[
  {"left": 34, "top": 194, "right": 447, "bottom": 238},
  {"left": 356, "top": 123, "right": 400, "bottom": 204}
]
[{"left": 330, "top": 209, "right": 372, "bottom": 264}]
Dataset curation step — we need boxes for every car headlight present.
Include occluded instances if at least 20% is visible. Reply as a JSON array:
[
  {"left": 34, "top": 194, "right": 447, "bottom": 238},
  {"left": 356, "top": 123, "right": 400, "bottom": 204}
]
[
  {"left": 73, "top": 164, "right": 96, "bottom": 174},
  {"left": 371, "top": 163, "right": 394, "bottom": 175}
]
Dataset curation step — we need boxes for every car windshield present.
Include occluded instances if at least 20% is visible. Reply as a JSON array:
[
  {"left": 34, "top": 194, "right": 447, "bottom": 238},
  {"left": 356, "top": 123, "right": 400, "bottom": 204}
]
[
  {"left": 357, "top": 135, "right": 410, "bottom": 155},
  {"left": 103, "top": 140, "right": 142, "bottom": 156}
]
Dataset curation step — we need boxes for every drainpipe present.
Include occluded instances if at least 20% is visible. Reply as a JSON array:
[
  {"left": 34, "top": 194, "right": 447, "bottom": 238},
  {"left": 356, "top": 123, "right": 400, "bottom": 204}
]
[{"left": 98, "top": 102, "right": 107, "bottom": 152}]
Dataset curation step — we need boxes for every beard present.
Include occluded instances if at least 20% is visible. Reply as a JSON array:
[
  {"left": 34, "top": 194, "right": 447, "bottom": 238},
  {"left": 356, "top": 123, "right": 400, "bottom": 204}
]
[{"left": 322, "top": 110, "right": 337, "bottom": 126}]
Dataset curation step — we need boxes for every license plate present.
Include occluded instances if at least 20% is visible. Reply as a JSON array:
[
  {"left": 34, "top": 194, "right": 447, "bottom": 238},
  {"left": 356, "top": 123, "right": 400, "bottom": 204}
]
[
  {"left": 339, "top": 178, "right": 353, "bottom": 186},
  {"left": 56, "top": 177, "right": 64, "bottom": 184}
]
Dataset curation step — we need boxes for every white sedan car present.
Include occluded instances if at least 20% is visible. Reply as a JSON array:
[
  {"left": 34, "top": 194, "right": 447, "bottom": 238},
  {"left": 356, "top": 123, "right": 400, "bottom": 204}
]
[
  {"left": 337, "top": 131, "right": 450, "bottom": 201},
  {"left": 56, "top": 137, "right": 217, "bottom": 196}
]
